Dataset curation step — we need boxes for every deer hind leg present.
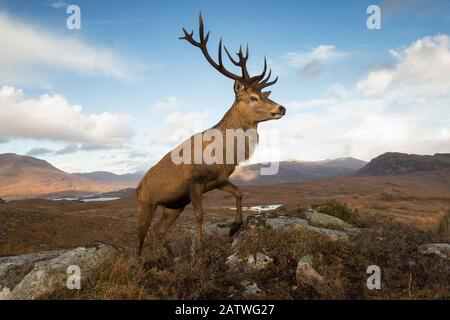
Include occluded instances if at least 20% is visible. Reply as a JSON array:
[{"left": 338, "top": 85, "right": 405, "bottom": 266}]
[
  {"left": 136, "top": 201, "right": 156, "bottom": 257},
  {"left": 154, "top": 206, "right": 185, "bottom": 256},
  {"left": 189, "top": 184, "right": 205, "bottom": 253},
  {"left": 218, "top": 182, "right": 243, "bottom": 236}
]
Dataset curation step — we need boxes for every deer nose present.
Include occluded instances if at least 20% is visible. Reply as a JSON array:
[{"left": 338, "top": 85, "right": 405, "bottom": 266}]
[{"left": 279, "top": 105, "right": 286, "bottom": 115}]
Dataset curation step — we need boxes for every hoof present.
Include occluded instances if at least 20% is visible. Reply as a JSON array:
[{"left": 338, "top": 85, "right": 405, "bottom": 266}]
[{"left": 229, "top": 222, "right": 243, "bottom": 237}]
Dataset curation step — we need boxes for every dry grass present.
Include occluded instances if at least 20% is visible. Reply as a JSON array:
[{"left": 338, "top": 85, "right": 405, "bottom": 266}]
[{"left": 50, "top": 205, "right": 449, "bottom": 300}]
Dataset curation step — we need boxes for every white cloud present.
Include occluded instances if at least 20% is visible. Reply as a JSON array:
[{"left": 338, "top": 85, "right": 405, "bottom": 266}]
[
  {"left": 0, "top": 12, "right": 137, "bottom": 84},
  {"left": 48, "top": 1, "right": 68, "bottom": 9},
  {"left": 261, "top": 35, "right": 450, "bottom": 162},
  {"left": 357, "top": 35, "right": 450, "bottom": 97},
  {"left": 284, "top": 45, "right": 346, "bottom": 66},
  {"left": 284, "top": 45, "right": 348, "bottom": 79},
  {"left": 147, "top": 111, "right": 210, "bottom": 146},
  {"left": 152, "top": 97, "right": 180, "bottom": 112},
  {"left": 0, "top": 86, "right": 134, "bottom": 148}
]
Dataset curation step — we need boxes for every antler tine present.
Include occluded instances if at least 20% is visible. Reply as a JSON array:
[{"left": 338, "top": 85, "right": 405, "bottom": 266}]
[
  {"left": 218, "top": 38, "right": 224, "bottom": 66},
  {"left": 255, "top": 73, "right": 278, "bottom": 90},
  {"left": 250, "top": 56, "right": 267, "bottom": 84},
  {"left": 224, "top": 46, "right": 239, "bottom": 66},
  {"left": 180, "top": 13, "right": 278, "bottom": 89},
  {"left": 180, "top": 13, "right": 241, "bottom": 81}
]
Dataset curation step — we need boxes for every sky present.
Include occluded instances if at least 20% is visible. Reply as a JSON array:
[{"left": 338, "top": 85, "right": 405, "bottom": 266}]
[{"left": 0, "top": 0, "right": 449, "bottom": 174}]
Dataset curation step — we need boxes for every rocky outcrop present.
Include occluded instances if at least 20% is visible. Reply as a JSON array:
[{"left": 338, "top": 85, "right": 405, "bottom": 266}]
[
  {"left": 0, "top": 243, "right": 117, "bottom": 300},
  {"left": 265, "top": 214, "right": 354, "bottom": 241},
  {"left": 306, "top": 210, "right": 355, "bottom": 232},
  {"left": 418, "top": 243, "right": 450, "bottom": 259},
  {"left": 0, "top": 250, "right": 68, "bottom": 291},
  {"left": 295, "top": 255, "right": 324, "bottom": 285},
  {"left": 265, "top": 216, "right": 309, "bottom": 230}
]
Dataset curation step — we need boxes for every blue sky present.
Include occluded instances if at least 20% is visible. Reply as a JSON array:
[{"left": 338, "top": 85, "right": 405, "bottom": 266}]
[{"left": 0, "top": 0, "right": 449, "bottom": 173}]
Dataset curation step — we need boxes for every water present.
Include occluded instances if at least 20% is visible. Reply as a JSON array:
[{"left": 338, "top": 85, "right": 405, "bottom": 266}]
[
  {"left": 52, "top": 196, "right": 121, "bottom": 202},
  {"left": 229, "top": 204, "right": 283, "bottom": 212}
]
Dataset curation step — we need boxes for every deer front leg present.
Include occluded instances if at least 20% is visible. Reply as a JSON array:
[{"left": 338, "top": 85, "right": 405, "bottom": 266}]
[
  {"left": 218, "top": 182, "right": 243, "bottom": 236},
  {"left": 189, "top": 184, "right": 205, "bottom": 253}
]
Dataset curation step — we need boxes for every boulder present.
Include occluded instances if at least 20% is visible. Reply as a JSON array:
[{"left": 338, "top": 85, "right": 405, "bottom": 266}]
[
  {"left": 418, "top": 243, "right": 450, "bottom": 259},
  {"left": 265, "top": 216, "right": 309, "bottom": 230},
  {"left": 9, "top": 243, "right": 117, "bottom": 300},
  {"left": 295, "top": 255, "right": 324, "bottom": 285},
  {"left": 0, "top": 198, "right": 5, "bottom": 204},
  {"left": 303, "top": 225, "right": 350, "bottom": 241},
  {"left": 306, "top": 210, "right": 355, "bottom": 231},
  {"left": 0, "top": 250, "right": 68, "bottom": 291}
]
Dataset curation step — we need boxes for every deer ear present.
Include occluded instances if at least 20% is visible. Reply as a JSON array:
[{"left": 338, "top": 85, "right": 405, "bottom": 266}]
[
  {"left": 233, "top": 80, "right": 245, "bottom": 97},
  {"left": 262, "top": 91, "right": 271, "bottom": 98}
]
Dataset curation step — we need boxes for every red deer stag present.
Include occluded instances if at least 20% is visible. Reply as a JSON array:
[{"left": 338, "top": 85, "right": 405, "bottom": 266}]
[{"left": 136, "top": 14, "right": 286, "bottom": 256}]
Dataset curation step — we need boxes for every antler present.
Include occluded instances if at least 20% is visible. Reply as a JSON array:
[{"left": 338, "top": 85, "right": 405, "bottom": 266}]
[{"left": 180, "top": 13, "right": 278, "bottom": 91}]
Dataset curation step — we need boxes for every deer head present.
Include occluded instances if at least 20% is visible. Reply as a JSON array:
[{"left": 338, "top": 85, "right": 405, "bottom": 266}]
[{"left": 180, "top": 14, "right": 286, "bottom": 125}]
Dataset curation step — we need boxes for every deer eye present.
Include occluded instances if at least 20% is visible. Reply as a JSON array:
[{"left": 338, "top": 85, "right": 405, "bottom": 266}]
[{"left": 250, "top": 96, "right": 259, "bottom": 102}]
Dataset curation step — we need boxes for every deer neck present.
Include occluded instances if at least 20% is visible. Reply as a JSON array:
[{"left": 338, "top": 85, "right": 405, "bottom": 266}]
[
  {"left": 214, "top": 101, "right": 257, "bottom": 132},
  {"left": 213, "top": 101, "right": 259, "bottom": 166}
]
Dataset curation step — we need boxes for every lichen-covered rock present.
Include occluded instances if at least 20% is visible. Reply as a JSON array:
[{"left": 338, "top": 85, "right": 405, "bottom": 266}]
[
  {"left": 10, "top": 243, "right": 117, "bottom": 300},
  {"left": 418, "top": 243, "right": 450, "bottom": 259},
  {"left": 296, "top": 255, "right": 324, "bottom": 285},
  {"left": 226, "top": 251, "right": 273, "bottom": 271},
  {"left": 303, "top": 225, "right": 350, "bottom": 241},
  {"left": 0, "top": 250, "right": 68, "bottom": 291},
  {"left": 0, "top": 287, "right": 11, "bottom": 300},
  {"left": 306, "top": 210, "right": 355, "bottom": 231},
  {"left": 241, "top": 280, "right": 261, "bottom": 296},
  {"left": 247, "top": 252, "right": 273, "bottom": 270},
  {"left": 265, "top": 216, "right": 309, "bottom": 230}
]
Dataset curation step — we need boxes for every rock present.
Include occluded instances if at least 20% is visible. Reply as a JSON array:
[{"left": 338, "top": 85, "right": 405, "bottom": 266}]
[
  {"left": 303, "top": 225, "right": 350, "bottom": 241},
  {"left": 225, "top": 252, "right": 241, "bottom": 268},
  {"left": 418, "top": 243, "right": 450, "bottom": 259},
  {"left": 226, "top": 251, "right": 273, "bottom": 271},
  {"left": 265, "top": 216, "right": 309, "bottom": 230},
  {"left": 0, "top": 250, "right": 68, "bottom": 291},
  {"left": 0, "top": 287, "right": 11, "bottom": 300},
  {"left": 265, "top": 215, "right": 350, "bottom": 241},
  {"left": 241, "top": 280, "right": 261, "bottom": 296},
  {"left": 296, "top": 255, "right": 324, "bottom": 285},
  {"left": 9, "top": 243, "right": 117, "bottom": 300},
  {"left": 247, "top": 252, "right": 273, "bottom": 270},
  {"left": 0, "top": 197, "right": 5, "bottom": 204},
  {"left": 306, "top": 209, "right": 355, "bottom": 231}
]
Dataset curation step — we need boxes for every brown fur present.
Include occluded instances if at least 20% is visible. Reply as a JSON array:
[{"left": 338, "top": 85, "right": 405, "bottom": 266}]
[{"left": 136, "top": 16, "right": 286, "bottom": 256}]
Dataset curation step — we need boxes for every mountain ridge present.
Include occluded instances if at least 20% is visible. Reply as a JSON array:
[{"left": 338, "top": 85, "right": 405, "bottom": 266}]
[{"left": 357, "top": 152, "right": 450, "bottom": 176}]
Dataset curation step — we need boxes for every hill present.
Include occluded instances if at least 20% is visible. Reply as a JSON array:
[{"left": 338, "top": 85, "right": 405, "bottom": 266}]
[
  {"left": 231, "top": 157, "right": 367, "bottom": 185},
  {"left": 357, "top": 152, "right": 450, "bottom": 176},
  {"left": 0, "top": 153, "right": 121, "bottom": 200},
  {"left": 73, "top": 171, "right": 143, "bottom": 186}
]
